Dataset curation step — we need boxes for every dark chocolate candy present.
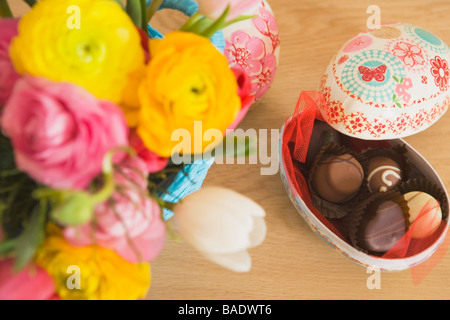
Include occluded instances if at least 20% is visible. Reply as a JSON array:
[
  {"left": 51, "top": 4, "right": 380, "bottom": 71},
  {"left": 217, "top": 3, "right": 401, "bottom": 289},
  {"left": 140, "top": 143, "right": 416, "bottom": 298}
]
[
  {"left": 367, "top": 156, "right": 402, "bottom": 193},
  {"left": 312, "top": 153, "right": 364, "bottom": 203},
  {"left": 305, "top": 121, "right": 341, "bottom": 167},
  {"left": 358, "top": 200, "right": 406, "bottom": 253}
]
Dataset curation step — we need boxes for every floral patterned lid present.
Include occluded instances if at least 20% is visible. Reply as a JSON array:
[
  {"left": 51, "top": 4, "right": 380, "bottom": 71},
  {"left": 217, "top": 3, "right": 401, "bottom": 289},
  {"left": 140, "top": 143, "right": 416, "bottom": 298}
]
[
  {"left": 319, "top": 23, "right": 450, "bottom": 140},
  {"left": 222, "top": 0, "right": 280, "bottom": 106}
]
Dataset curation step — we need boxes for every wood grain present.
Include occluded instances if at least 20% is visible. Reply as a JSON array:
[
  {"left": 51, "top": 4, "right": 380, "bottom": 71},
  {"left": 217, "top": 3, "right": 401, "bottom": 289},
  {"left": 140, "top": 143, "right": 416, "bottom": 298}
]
[{"left": 8, "top": 0, "right": 450, "bottom": 300}]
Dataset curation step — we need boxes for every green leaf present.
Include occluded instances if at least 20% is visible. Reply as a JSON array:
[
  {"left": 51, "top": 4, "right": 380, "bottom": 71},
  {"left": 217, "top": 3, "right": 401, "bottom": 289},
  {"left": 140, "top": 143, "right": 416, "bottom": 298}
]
[
  {"left": 12, "top": 205, "right": 46, "bottom": 271},
  {"left": 393, "top": 93, "right": 397, "bottom": 101},
  {"left": 201, "top": 5, "right": 230, "bottom": 39},
  {"left": 223, "top": 15, "right": 257, "bottom": 28},
  {"left": 126, "top": 0, "right": 147, "bottom": 30},
  {"left": 393, "top": 76, "right": 399, "bottom": 83},
  {"left": 0, "top": 239, "right": 15, "bottom": 256},
  {"left": 179, "top": 12, "right": 204, "bottom": 31},
  {"left": 400, "top": 77, "right": 404, "bottom": 84},
  {"left": 0, "top": 0, "right": 12, "bottom": 18},
  {"left": 22, "top": 0, "right": 37, "bottom": 7},
  {"left": 146, "top": 0, "right": 164, "bottom": 22},
  {"left": 395, "top": 102, "right": 402, "bottom": 108},
  {"left": 182, "top": 16, "right": 213, "bottom": 35}
]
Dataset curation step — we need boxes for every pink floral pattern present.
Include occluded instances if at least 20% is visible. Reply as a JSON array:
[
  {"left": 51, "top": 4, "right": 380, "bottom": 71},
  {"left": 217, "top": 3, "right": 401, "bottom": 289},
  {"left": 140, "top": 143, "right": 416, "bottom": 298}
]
[
  {"left": 224, "top": 1, "right": 279, "bottom": 101},
  {"left": 252, "top": 5, "right": 280, "bottom": 52},
  {"left": 225, "top": 31, "right": 266, "bottom": 74},
  {"left": 392, "top": 41, "right": 425, "bottom": 67},
  {"left": 430, "top": 56, "right": 450, "bottom": 91},
  {"left": 394, "top": 77, "right": 413, "bottom": 106}
]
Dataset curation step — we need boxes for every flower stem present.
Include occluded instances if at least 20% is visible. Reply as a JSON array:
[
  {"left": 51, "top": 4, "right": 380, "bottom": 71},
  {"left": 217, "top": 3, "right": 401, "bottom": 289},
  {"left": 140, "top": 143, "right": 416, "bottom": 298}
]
[
  {"left": 200, "top": 5, "right": 230, "bottom": 39},
  {"left": 0, "top": 0, "right": 12, "bottom": 18},
  {"left": 146, "top": 0, "right": 163, "bottom": 22},
  {"left": 140, "top": 0, "right": 147, "bottom": 31},
  {"left": 179, "top": 12, "right": 203, "bottom": 31},
  {"left": 126, "top": 0, "right": 144, "bottom": 28}
]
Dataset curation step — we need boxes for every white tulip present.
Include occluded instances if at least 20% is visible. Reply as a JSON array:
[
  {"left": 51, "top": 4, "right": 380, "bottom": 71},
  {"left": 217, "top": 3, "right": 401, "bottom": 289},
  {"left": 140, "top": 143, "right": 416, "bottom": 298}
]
[{"left": 173, "top": 186, "right": 266, "bottom": 272}]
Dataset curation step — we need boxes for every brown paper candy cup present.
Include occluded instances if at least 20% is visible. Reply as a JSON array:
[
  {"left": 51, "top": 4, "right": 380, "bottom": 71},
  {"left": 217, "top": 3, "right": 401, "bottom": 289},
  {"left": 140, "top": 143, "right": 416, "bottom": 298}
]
[{"left": 342, "top": 190, "right": 409, "bottom": 256}]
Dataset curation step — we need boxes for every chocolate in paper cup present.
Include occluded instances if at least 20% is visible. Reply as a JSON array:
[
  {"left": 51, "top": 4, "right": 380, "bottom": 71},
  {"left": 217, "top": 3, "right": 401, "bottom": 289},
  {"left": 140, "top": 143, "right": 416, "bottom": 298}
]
[
  {"left": 397, "top": 178, "right": 449, "bottom": 224},
  {"left": 303, "top": 119, "right": 343, "bottom": 169},
  {"left": 362, "top": 144, "right": 411, "bottom": 193},
  {"left": 307, "top": 143, "right": 369, "bottom": 219},
  {"left": 343, "top": 190, "right": 409, "bottom": 256}
]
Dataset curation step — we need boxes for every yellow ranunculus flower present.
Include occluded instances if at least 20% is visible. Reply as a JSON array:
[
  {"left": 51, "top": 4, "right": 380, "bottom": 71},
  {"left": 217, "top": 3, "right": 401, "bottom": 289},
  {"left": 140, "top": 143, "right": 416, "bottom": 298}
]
[
  {"left": 35, "top": 225, "right": 151, "bottom": 300},
  {"left": 136, "top": 31, "right": 241, "bottom": 157},
  {"left": 9, "top": 0, "right": 145, "bottom": 103},
  {"left": 121, "top": 66, "right": 146, "bottom": 127}
]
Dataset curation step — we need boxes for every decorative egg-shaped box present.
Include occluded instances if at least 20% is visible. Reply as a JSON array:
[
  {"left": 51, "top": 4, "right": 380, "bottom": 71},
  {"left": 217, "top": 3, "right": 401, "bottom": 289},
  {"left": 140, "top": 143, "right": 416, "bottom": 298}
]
[
  {"left": 222, "top": 0, "right": 280, "bottom": 106},
  {"left": 280, "top": 23, "right": 450, "bottom": 271},
  {"left": 319, "top": 23, "right": 450, "bottom": 139}
]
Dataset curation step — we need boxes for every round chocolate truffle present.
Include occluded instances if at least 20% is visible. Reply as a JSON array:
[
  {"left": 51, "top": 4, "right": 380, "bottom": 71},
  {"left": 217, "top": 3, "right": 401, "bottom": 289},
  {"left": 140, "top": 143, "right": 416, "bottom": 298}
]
[
  {"left": 403, "top": 191, "right": 442, "bottom": 239},
  {"left": 305, "top": 121, "right": 341, "bottom": 167},
  {"left": 312, "top": 153, "right": 364, "bottom": 203},
  {"left": 358, "top": 200, "right": 406, "bottom": 253},
  {"left": 367, "top": 156, "right": 402, "bottom": 192}
]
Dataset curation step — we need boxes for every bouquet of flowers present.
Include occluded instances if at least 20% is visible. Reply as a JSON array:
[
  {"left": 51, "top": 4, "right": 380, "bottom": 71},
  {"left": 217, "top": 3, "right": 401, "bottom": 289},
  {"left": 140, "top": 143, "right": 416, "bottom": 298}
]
[{"left": 0, "top": 0, "right": 267, "bottom": 300}]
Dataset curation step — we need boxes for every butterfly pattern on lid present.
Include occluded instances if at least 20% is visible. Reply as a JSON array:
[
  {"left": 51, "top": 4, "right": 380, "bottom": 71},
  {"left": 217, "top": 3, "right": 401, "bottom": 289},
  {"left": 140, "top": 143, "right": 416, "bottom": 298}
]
[
  {"left": 359, "top": 65, "right": 387, "bottom": 82},
  {"left": 319, "top": 23, "right": 450, "bottom": 140}
]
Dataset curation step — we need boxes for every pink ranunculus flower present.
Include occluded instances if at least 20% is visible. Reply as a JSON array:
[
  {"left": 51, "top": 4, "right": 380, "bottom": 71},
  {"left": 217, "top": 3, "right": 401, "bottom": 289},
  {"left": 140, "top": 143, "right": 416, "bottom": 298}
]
[
  {"left": 0, "top": 18, "right": 20, "bottom": 106},
  {"left": 129, "top": 130, "right": 169, "bottom": 173},
  {"left": 1, "top": 76, "right": 129, "bottom": 190},
  {"left": 63, "top": 156, "right": 166, "bottom": 263},
  {"left": 228, "top": 68, "right": 254, "bottom": 130},
  {"left": 0, "top": 259, "right": 59, "bottom": 300},
  {"left": 197, "top": 0, "right": 259, "bottom": 20}
]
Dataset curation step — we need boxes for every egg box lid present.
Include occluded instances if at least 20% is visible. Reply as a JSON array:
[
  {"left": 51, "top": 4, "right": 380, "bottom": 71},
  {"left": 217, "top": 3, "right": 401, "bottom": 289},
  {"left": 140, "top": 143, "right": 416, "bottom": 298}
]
[{"left": 318, "top": 23, "right": 450, "bottom": 140}]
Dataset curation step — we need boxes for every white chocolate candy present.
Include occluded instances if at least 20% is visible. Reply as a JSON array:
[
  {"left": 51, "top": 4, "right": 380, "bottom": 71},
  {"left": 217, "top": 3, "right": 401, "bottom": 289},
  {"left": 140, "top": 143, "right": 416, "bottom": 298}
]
[{"left": 404, "top": 191, "right": 442, "bottom": 239}]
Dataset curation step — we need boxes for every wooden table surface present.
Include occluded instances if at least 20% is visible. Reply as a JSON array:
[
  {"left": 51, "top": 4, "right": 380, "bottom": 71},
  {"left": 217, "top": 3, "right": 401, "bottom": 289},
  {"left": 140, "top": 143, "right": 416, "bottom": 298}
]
[{"left": 9, "top": 0, "right": 450, "bottom": 300}]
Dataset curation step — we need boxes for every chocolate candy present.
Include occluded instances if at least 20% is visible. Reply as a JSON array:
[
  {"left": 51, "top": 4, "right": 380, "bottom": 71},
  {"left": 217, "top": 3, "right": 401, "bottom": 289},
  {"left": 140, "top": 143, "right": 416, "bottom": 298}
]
[
  {"left": 403, "top": 191, "right": 442, "bottom": 239},
  {"left": 305, "top": 121, "right": 341, "bottom": 167},
  {"left": 358, "top": 200, "right": 406, "bottom": 253},
  {"left": 312, "top": 153, "right": 364, "bottom": 203},
  {"left": 367, "top": 156, "right": 402, "bottom": 192}
]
